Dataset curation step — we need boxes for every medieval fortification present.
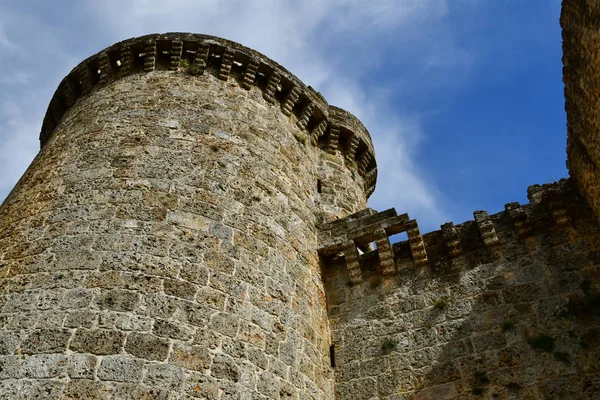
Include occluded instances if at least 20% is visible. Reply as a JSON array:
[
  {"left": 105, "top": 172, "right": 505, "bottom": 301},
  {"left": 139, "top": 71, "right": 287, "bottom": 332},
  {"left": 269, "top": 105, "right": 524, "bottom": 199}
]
[{"left": 0, "top": 1, "right": 599, "bottom": 399}]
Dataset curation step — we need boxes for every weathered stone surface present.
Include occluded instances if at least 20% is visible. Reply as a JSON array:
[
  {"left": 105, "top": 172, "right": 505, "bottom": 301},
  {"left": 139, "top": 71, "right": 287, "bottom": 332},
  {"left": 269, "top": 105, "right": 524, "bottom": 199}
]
[
  {"left": 21, "top": 329, "right": 72, "bottom": 354},
  {"left": 97, "top": 356, "right": 144, "bottom": 382},
  {"left": 1, "top": 19, "right": 600, "bottom": 399},
  {"left": 125, "top": 332, "right": 170, "bottom": 361},
  {"left": 324, "top": 180, "right": 600, "bottom": 399},
  {"left": 70, "top": 329, "right": 124, "bottom": 355}
]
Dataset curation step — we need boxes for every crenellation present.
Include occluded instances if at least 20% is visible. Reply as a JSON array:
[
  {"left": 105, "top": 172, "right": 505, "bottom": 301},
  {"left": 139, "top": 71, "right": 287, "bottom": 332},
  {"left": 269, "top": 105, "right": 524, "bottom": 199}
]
[
  {"left": 169, "top": 40, "right": 183, "bottom": 71},
  {"left": 37, "top": 33, "right": 376, "bottom": 195},
  {"left": 218, "top": 48, "right": 235, "bottom": 81},
  {"left": 282, "top": 86, "right": 300, "bottom": 116},
  {"left": 143, "top": 40, "right": 156, "bottom": 72},
  {"left": 98, "top": 54, "right": 111, "bottom": 85},
  {"left": 320, "top": 180, "right": 586, "bottom": 286},
  {"left": 241, "top": 57, "right": 259, "bottom": 90},
  {"left": 441, "top": 222, "right": 463, "bottom": 257},
  {"left": 310, "top": 120, "right": 328, "bottom": 147},
  {"left": 60, "top": 79, "right": 77, "bottom": 109},
  {"left": 263, "top": 69, "right": 281, "bottom": 104},
  {"left": 296, "top": 102, "right": 315, "bottom": 131},
  {"left": 546, "top": 193, "right": 572, "bottom": 227},
  {"left": 48, "top": 98, "right": 64, "bottom": 130},
  {"left": 345, "top": 135, "right": 360, "bottom": 165},
  {"left": 119, "top": 46, "right": 132, "bottom": 75},
  {"left": 326, "top": 126, "right": 340, "bottom": 155},
  {"left": 76, "top": 64, "right": 93, "bottom": 95},
  {"left": 473, "top": 210, "right": 500, "bottom": 248},
  {"left": 373, "top": 230, "right": 395, "bottom": 276},
  {"left": 358, "top": 153, "right": 371, "bottom": 175},
  {"left": 406, "top": 219, "right": 428, "bottom": 266},
  {"left": 194, "top": 42, "right": 210, "bottom": 74},
  {"left": 342, "top": 242, "right": 363, "bottom": 284},
  {"left": 505, "top": 202, "right": 532, "bottom": 238}
]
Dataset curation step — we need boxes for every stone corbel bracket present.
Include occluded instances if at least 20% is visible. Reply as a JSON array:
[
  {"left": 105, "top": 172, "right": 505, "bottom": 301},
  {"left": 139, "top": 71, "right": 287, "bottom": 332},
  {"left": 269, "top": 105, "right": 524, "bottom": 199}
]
[
  {"left": 528, "top": 182, "right": 572, "bottom": 227},
  {"left": 505, "top": 202, "right": 532, "bottom": 238},
  {"left": 474, "top": 210, "right": 500, "bottom": 248},
  {"left": 318, "top": 208, "right": 428, "bottom": 283},
  {"left": 441, "top": 222, "right": 464, "bottom": 257}
]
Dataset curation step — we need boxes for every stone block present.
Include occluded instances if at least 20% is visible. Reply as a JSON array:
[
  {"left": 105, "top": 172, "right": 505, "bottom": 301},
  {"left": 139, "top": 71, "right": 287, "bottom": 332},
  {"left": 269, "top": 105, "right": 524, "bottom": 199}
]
[
  {"left": 164, "top": 279, "right": 198, "bottom": 300},
  {"left": 183, "top": 372, "right": 220, "bottom": 399},
  {"left": 64, "top": 310, "right": 97, "bottom": 328},
  {"left": 0, "top": 355, "right": 24, "bottom": 379},
  {"left": 21, "top": 329, "right": 72, "bottom": 354},
  {"left": 97, "top": 355, "right": 144, "bottom": 382},
  {"left": 70, "top": 329, "right": 124, "bottom": 355},
  {"left": 94, "top": 289, "right": 140, "bottom": 312},
  {"left": 0, "top": 331, "right": 24, "bottom": 355},
  {"left": 67, "top": 354, "right": 97, "bottom": 379},
  {"left": 23, "top": 353, "right": 67, "bottom": 378},
  {"left": 210, "top": 312, "right": 239, "bottom": 338},
  {"left": 211, "top": 354, "right": 240, "bottom": 383},
  {"left": 196, "top": 287, "right": 227, "bottom": 311},
  {"left": 153, "top": 318, "right": 195, "bottom": 340},
  {"left": 144, "top": 362, "right": 186, "bottom": 391},
  {"left": 125, "top": 332, "right": 170, "bottom": 361},
  {"left": 170, "top": 343, "right": 211, "bottom": 371}
]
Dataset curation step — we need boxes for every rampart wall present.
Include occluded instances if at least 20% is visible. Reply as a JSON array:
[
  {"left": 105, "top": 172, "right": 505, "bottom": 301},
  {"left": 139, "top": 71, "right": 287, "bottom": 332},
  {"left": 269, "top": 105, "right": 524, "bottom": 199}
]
[{"left": 321, "top": 180, "right": 600, "bottom": 399}]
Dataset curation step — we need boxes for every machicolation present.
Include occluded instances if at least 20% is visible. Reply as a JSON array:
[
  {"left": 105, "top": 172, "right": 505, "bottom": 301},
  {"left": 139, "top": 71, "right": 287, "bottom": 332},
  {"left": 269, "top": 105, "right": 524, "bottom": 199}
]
[{"left": 1, "top": 1, "right": 600, "bottom": 398}]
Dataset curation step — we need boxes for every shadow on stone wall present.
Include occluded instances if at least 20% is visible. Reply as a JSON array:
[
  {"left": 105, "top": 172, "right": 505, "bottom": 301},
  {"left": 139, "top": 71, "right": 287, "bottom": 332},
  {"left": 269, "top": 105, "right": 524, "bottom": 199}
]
[{"left": 323, "top": 182, "right": 600, "bottom": 399}]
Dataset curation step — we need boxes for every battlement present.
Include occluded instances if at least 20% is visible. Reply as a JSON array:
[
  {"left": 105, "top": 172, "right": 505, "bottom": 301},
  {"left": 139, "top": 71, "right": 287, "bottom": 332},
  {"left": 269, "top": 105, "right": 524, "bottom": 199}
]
[
  {"left": 318, "top": 178, "right": 585, "bottom": 283},
  {"left": 40, "top": 32, "right": 377, "bottom": 196}
]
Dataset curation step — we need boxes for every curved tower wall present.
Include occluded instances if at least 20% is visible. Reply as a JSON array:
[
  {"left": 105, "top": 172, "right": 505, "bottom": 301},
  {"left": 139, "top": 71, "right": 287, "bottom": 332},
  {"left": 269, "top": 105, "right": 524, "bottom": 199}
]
[{"left": 0, "top": 34, "right": 376, "bottom": 399}]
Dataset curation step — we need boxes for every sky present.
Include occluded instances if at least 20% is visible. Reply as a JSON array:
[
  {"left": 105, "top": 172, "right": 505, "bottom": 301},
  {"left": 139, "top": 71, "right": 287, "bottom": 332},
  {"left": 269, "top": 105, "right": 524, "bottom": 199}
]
[{"left": 0, "top": 0, "right": 566, "bottom": 233}]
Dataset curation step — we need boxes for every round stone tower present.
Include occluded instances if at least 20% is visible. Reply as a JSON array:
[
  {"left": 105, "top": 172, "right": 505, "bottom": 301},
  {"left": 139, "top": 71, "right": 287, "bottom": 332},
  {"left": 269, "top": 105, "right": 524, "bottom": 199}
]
[{"left": 0, "top": 33, "right": 376, "bottom": 399}]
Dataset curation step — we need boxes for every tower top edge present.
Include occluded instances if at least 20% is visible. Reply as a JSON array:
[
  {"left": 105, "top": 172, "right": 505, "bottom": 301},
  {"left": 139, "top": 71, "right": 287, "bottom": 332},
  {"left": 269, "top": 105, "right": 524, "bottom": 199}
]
[{"left": 40, "top": 32, "right": 377, "bottom": 195}]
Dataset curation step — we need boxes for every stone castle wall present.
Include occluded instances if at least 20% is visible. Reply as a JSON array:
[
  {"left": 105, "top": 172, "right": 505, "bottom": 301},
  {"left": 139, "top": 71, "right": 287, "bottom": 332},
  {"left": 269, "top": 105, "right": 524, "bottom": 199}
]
[
  {"left": 1, "top": 3, "right": 600, "bottom": 397},
  {"left": 321, "top": 180, "right": 600, "bottom": 399},
  {"left": 0, "top": 34, "right": 375, "bottom": 399}
]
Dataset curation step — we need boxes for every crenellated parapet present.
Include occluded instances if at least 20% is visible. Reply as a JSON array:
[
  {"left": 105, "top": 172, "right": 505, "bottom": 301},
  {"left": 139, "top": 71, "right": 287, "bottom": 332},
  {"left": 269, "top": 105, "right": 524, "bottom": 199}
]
[
  {"left": 319, "top": 179, "right": 586, "bottom": 283},
  {"left": 318, "top": 208, "right": 427, "bottom": 283},
  {"left": 40, "top": 33, "right": 377, "bottom": 196}
]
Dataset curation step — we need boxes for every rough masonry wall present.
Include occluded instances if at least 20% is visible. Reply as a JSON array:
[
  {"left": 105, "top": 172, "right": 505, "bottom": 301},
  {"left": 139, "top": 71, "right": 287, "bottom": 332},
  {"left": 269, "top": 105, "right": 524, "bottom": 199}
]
[
  {"left": 0, "top": 65, "right": 366, "bottom": 399},
  {"left": 562, "top": 0, "right": 600, "bottom": 223},
  {"left": 323, "top": 181, "right": 600, "bottom": 399}
]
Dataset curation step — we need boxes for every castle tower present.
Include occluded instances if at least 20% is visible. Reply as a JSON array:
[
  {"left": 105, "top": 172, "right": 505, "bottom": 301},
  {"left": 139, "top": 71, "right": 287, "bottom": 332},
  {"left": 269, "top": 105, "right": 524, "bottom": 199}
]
[{"left": 0, "top": 33, "right": 376, "bottom": 399}]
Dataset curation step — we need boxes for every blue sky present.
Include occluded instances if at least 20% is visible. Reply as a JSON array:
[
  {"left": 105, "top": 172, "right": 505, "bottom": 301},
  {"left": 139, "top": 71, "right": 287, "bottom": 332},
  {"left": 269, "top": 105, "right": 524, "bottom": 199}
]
[{"left": 0, "top": 0, "right": 566, "bottom": 233}]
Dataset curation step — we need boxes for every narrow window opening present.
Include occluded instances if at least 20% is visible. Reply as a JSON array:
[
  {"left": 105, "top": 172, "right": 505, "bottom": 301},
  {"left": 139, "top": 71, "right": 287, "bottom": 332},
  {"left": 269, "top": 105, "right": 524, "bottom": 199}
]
[
  {"left": 329, "top": 344, "right": 336, "bottom": 368},
  {"left": 317, "top": 179, "right": 322, "bottom": 194}
]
